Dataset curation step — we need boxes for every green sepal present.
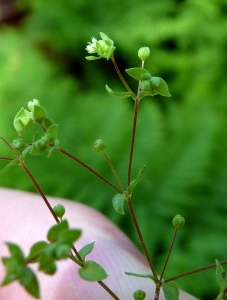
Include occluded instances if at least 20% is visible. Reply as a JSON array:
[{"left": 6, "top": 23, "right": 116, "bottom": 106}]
[
  {"left": 47, "top": 220, "right": 69, "bottom": 242},
  {"left": 138, "top": 91, "right": 153, "bottom": 98},
  {"left": 32, "top": 105, "right": 47, "bottom": 124},
  {"left": 25, "top": 241, "right": 48, "bottom": 263},
  {"left": 162, "top": 281, "right": 179, "bottom": 300},
  {"left": 78, "top": 242, "right": 95, "bottom": 261},
  {"left": 20, "top": 146, "right": 31, "bottom": 161},
  {"left": 105, "top": 85, "right": 134, "bottom": 98},
  {"left": 85, "top": 56, "right": 101, "bottom": 61},
  {"left": 100, "top": 32, "right": 110, "bottom": 41},
  {"left": 43, "top": 118, "right": 55, "bottom": 130},
  {"left": 150, "top": 77, "right": 171, "bottom": 97},
  {"left": 13, "top": 118, "right": 25, "bottom": 134},
  {"left": 112, "top": 192, "right": 126, "bottom": 214},
  {"left": 127, "top": 165, "right": 145, "bottom": 196},
  {"left": 215, "top": 260, "right": 227, "bottom": 299},
  {"left": 126, "top": 68, "right": 151, "bottom": 81},
  {"left": 47, "top": 139, "right": 59, "bottom": 157},
  {"left": 46, "top": 124, "right": 59, "bottom": 142},
  {"left": 125, "top": 272, "right": 158, "bottom": 283},
  {"left": 0, "top": 158, "right": 19, "bottom": 176},
  {"left": 29, "top": 141, "right": 47, "bottom": 156},
  {"left": 78, "top": 260, "right": 108, "bottom": 282},
  {"left": 19, "top": 266, "right": 40, "bottom": 299}
]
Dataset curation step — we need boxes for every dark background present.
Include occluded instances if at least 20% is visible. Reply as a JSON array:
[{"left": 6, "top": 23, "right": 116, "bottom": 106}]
[{"left": 1, "top": 1, "right": 227, "bottom": 298}]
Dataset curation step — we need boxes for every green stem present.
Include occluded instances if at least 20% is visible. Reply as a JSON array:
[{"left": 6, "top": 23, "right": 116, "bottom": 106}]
[
  {"left": 128, "top": 99, "right": 140, "bottom": 185},
  {"left": 111, "top": 57, "right": 135, "bottom": 95},
  {"left": 58, "top": 147, "right": 121, "bottom": 193},
  {"left": 102, "top": 151, "right": 125, "bottom": 192},
  {"left": 164, "top": 259, "right": 227, "bottom": 283},
  {"left": 127, "top": 197, "right": 158, "bottom": 280},
  {"left": 159, "top": 228, "right": 178, "bottom": 281}
]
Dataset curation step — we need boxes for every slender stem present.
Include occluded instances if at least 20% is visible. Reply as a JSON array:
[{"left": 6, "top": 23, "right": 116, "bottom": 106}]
[
  {"left": 0, "top": 157, "right": 13, "bottom": 161},
  {"left": 58, "top": 147, "right": 121, "bottom": 193},
  {"left": 102, "top": 151, "right": 125, "bottom": 192},
  {"left": 128, "top": 99, "right": 140, "bottom": 185},
  {"left": 164, "top": 259, "right": 227, "bottom": 283},
  {"left": 127, "top": 197, "right": 158, "bottom": 280},
  {"left": 0, "top": 136, "right": 18, "bottom": 157},
  {"left": 111, "top": 57, "right": 135, "bottom": 95},
  {"left": 97, "top": 281, "right": 120, "bottom": 300},
  {"left": 20, "top": 161, "right": 84, "bottom": 263},
  {"left": 159, "top": 228, "right": 178, "bottom": 281},
  {"left": 154, "top": 284, "right": 161, "bottom": 300}
]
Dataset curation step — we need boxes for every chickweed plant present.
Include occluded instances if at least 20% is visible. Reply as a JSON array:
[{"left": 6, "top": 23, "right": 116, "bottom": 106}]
[{"left": 0, "top": 32, "right": 227, "bottom": 300}]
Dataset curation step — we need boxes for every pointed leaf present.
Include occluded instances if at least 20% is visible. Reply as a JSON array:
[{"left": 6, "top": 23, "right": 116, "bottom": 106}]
[
  {"left": 32, "top": 105, "right": 47, "bottom": 124},
  {"left": 78, "top": 260, "right": 108, "bottom": 282},
  {"left": 43, "top": 118, "right": 55, "bottom": 129},
  {"left": 127, "top": 165, "right": 145, "bottom": 196},
  {"left": 150, "top": 77, "right": 171, "bottom": 97},
  {"left": 126, "top": 68, "right": 151, "bottom": 81},
  {"left": 19, "top": 267, "right": 40, "bottom": 299},
  {"left": 26, "top": 241, "right": 48, "bottom": 263},
  {"left": 5, "top": 243, "right": 24, "bottom": 263},
  {"left": 105, "top": 85, "right": 134, "bottom": 98},
  {"left": 78, "top": 242, "right": 95, "bottom": 261},
  {"left": 162, "top": 281, "right": 179, "bottom": 300},
  {"left": 0, "top": 158, "right": 19, "bottom": 176},
  {"left": 215, "top": 260, "right": 227, "bottom": 299},
  {"left": 85, "top": 56, "right": 101, "bottom": 61},
  {"left": 112, "top": 192, "right": 126, "bottom": 214},
  {"left": 47, "top": 220, "right": 69, "bottom": 242},
  {"left": 125, "top": 272, "right": 158, "bottom": 283}
]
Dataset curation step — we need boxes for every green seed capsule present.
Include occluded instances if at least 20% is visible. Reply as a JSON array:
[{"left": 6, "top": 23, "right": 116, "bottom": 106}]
[
  {"left": 93, "top": 139, "right": 106, "bottom": 152},
  {"left": 138, "top": 47, "right": 150, "bottom": 61},
  {"left": 12, "top": 138, "right": 27, "bottom": 151},
  {"left": 172, "top": 214, "right": 185, "bottom": 228},
  {"left": 133, "top": 289, "right": 146, "bottom": 300}
]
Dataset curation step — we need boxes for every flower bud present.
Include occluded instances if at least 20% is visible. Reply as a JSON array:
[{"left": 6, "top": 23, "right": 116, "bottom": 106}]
[
  {"left": 12, "top": 138, "right": 27, "bottom": 151},
  {"left": 172, "top": 214, "right": 185, "bottom": 228},
  {"left": 138, "top": 47, "right": 150, "bottom": 61},
  {"left": 133, "top": 289, "right": 146, "bottom": 300},
  {"left": 28, "top": 99, "right": 40, "bottom": 111},
  {"left": 53, "top": 204, "right": 65, "bottom": 219},
  {"left": 93, "top": 139, "right": 106, "bottom": 152}
]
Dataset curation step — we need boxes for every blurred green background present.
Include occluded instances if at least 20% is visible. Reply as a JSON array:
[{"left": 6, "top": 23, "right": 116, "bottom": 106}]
[{"left": 1, "top": 0, "right": 227, "bottom": 298}]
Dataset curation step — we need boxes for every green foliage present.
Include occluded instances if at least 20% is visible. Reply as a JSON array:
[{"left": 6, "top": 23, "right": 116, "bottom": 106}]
[
  {"left": 162, "top": 281, "right": 179, "bottom": 300},
  {"left": 215, "top": 260, "right": 227, "bottom": 300},
  {"left": 78, "top": 260, "right": 108, "bottom": 282},
  {"left": 1, "top": 0, "right": 227, "bottom": 298}
]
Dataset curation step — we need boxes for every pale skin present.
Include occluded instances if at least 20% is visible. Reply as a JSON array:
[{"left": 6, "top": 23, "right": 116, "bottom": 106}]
[{"left": 0, "top": 188, "right": 197, "bottom": 300}]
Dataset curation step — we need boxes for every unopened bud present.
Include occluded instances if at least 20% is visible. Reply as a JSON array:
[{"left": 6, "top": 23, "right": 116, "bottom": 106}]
[
  {"left": 93, "top": 139, "right": 106, "bottom": 152},
  {"left": 172, "top": 214, "right": 185, "bottom": 228},
  {"left": 138, "top": 47, "right": 150, "bottom": 61},
  {"left": 133, "top": 289, "right": 146, "bottom": 300}
]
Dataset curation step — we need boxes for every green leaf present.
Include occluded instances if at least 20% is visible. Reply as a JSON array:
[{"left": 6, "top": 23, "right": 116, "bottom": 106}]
[
  {"left": 78, "top": 242, "right": 95, "bottom": 261},
  {"left": 215, "top": 260, "right": 227, "bottom": 299},
  {"left": 126, "top": 68, "right": 151, "bottom": 81},
  {"left": 150, "top": 77, "right": 171, "bottom": 97},
  {"left": 47, "top": 220, "right": 69, "bottom": 242},
  {"left": 112, "top": 192, "right": 126, "bottom": 214},
  {"left": 0, "top": 158, "right": 19, "bottom": 176},
  {"left": 26, "top": 241, "right": 48, "bottom": 263},
  {"left": 1, "top": 257, "right": 21, "bottom": 284},
  {"left": 127, "top": 165, "right": 145, "bottom": 196},
  {"left": 125, "top": 271, "right": 157, "bottom": 283},
  {"left": 5, "top": 243, "right": 24, "bottom": 264},
  {"left": 78, "top": 260, "right": 108, "bottom": 282},
  {"left": 105, "top": 85, "right": 134, "bottom": 98},
  {"left": 85, "top": 56, "right": 101, "bottom": 60},
  {"left": 19, "top": 267, "right": 40, "bottom": 299},
  {"left": 58, "top": 228, "right": 81, "bottom": 245},
  {"left": 55, "top": 244, "right": 71, "bottom": 259},
  {"left": 39, "top": 252, "right": 57, "bottom": 275},
  {"left": 162, "top": 281, "right": 179, "bottom": 300},
  {"left": 32, "top": 105, "right": 47, "bottom": 123}
]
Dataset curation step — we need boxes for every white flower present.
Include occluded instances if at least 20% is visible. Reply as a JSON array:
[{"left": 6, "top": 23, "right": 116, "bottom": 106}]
[{"left": 85, "top": 37, "right": 98, "bottom": 54}]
